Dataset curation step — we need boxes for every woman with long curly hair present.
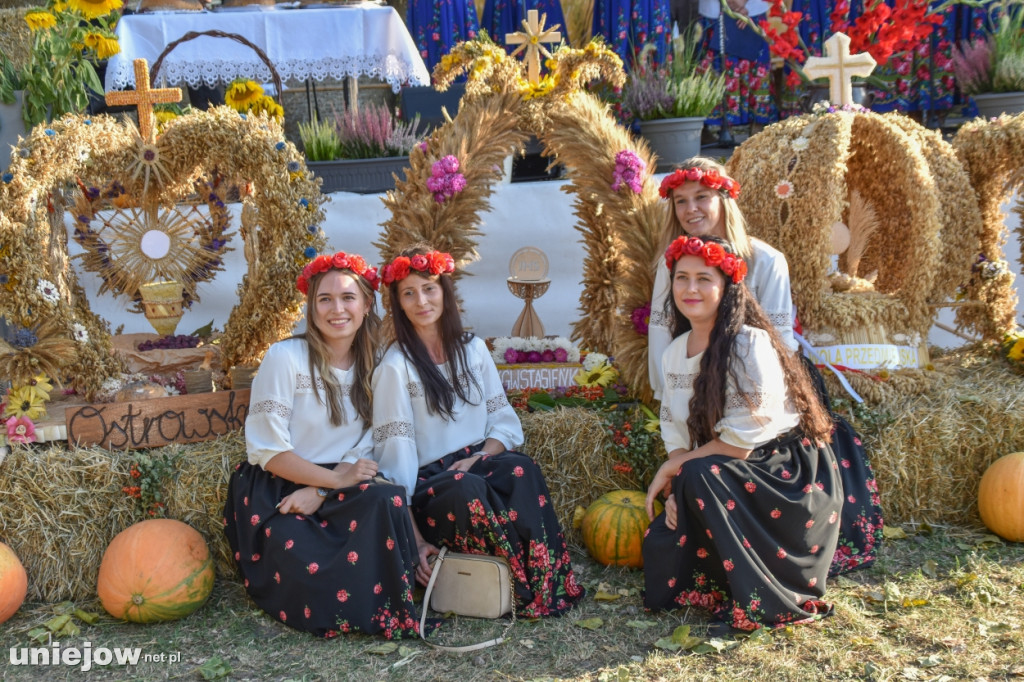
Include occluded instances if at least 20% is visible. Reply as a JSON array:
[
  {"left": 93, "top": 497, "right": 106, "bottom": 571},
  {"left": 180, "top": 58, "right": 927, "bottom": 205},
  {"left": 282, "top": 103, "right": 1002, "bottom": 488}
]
[
  {"left": 371, "top": 244, "right": 584, "bottom": 618},
  {"left": 224, "top": 252, "right": 427, "bottom": 639},
  {"left": 643, "top": 235, "right": 843, "bottom": 635}
]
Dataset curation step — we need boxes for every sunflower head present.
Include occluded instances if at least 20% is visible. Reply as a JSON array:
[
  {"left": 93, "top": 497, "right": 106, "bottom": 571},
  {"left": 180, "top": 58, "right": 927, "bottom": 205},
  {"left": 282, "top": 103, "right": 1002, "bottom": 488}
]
[
  {"left": 4, "top": 385, "right": 47, "bottom": 420},
  {"left": 67, "top": 0, "right": 123, "bottom": 20},
  {"left": 225, "top": 79, "right": 264, "bottom": 111},
  {"left": 24, "top": 10, "right": 57, "bottom": 31}
]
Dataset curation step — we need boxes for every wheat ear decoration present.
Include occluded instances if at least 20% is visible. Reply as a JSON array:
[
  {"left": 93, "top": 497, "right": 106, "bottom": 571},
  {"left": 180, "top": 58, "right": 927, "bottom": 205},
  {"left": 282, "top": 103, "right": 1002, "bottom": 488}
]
[{"left": 844, "top": 189, "right": 879, "bottom": 277}]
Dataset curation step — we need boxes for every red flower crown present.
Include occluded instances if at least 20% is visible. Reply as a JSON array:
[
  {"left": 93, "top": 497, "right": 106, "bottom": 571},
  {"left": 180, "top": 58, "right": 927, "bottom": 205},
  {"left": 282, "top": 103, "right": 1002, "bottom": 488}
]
[
  {"left": 381, "top": 250, "right": 456, "bottom": 286},
  {"left": 659, "top": 167, "right": 741, "bottom": 200},
  {"left": 665, "top": 236, "right": 748, "bottom": 284},
  {"left": 296, "top": 251, "right": 380, "bottom": 295}
]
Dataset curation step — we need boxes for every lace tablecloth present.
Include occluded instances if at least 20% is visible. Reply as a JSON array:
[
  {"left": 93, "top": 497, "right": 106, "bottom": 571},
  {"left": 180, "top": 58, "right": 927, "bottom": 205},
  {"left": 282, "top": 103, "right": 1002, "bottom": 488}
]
[{"left": 105, "top": 6, "right": 430, "bottom": 93}]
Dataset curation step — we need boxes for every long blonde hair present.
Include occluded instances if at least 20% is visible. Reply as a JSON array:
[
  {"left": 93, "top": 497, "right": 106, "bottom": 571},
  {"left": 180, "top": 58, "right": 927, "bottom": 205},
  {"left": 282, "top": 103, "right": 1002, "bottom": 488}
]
[
  {"left": 657, "top": 156, "right": 752, "bottom": 263},
  {"left": 301, "top": 269, "right": 381, "bottom": 426}
]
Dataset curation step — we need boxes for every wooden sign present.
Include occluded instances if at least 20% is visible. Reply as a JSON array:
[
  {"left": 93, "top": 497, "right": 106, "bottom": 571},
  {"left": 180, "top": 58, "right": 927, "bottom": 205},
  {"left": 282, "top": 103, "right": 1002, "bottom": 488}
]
[
  {"left": 66, "top": 389, "right": 250, "bottom": 450},
  {"left": 498, "top": 364, "right": 581, "bottom": 391}
]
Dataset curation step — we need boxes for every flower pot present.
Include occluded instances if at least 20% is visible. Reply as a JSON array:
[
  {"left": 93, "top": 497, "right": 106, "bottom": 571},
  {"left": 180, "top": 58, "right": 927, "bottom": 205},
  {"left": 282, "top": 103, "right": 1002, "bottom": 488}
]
[
  {"left": 639, "top": 116, "right": 705, "bottom": 172},
  {"left": 307, "top": 156, "right": 410, "bottom": 194},
  {"left": 0, "top": 91, "right": 26, "bottom": 172},
  {"left": 971, "top": 92, "right": 1024, "bottom": 119}
]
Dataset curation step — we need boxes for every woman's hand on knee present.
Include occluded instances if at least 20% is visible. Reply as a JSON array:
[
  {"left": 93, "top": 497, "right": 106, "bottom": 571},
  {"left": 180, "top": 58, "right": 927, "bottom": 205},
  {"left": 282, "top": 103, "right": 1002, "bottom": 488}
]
[
  {"left": 646, "top": 460, "right": 676, "bottom": 520},
  {"left": 276, "top": 487, "right": 324, "bottom": 515},
  {"left": 664, "top": 494, "right": 678, "bottom": 531},
  {"left": 447, "top": 454, "right": 482, "bottom": 473}
]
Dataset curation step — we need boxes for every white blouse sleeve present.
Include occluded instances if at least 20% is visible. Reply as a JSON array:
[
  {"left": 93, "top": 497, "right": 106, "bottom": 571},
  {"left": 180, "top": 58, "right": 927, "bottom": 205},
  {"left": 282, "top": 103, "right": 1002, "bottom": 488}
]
[
  {"left": 715, "top": 329, "right": 796, "bottom": 449},
  {"left": 648, "top": 263, "right": 673, "bottom": 400},
  {"left": 658, "top": 338, "right": 692, "bottom": 454},
  {"left": 749, "top": 240, "right": 798, "bottom": 352},
  {"left": 245, "top": 343, "right": 297, "bottom": 469},
  {"left": 475, "top": 339, "right": 524, "bottom": 450},
  {"left": 371, "top": 355, "right": 420, "bottom": 499},
  {"left": 342, "top": 426, "right": 373, "bottom": 464}
]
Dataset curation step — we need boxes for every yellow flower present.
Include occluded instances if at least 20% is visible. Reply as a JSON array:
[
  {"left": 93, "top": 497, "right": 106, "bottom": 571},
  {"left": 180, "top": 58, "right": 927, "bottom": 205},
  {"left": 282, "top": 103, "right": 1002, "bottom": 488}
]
[
  {"left": 28, "top": 374, "right": 53, "bottom": 400},
  {"left": 84, "top": 33, "right": 120, "bottom": 60},
  {"left": 53, "top": 0, "right": 68, "bottom": 11},
  {"left": 522, "top": 75, "right": 556, "bottom": 101},
  {"left": 250, "top": 95, "right": 283, "bottom": 121},
  {"left": 154, "top": 109, "right": 178, "bottom": 131},
  {"left": 4, "top": 386, "right": 47, "bottom": 420},
  {"left": 225, "top": 79, "right": 264, "bottom": 111},
  {"left": 67, "top": 0, "right": 123, "bottom": 20},
  {"left": 574, "top": 362, "right": 619, "bottom": 388},
  {"left": 24, "top": 10, "right": 57, "bottom": 31},
  {"left": 1009, "top": 339, "right": 1024, "bottom": 362}
]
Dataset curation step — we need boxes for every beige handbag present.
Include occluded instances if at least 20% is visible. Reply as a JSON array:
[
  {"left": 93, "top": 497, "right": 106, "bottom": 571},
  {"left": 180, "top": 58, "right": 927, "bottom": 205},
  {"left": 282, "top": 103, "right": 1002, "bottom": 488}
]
[{"left": 419, "top": 547, "right": 516, "bottom": 652}]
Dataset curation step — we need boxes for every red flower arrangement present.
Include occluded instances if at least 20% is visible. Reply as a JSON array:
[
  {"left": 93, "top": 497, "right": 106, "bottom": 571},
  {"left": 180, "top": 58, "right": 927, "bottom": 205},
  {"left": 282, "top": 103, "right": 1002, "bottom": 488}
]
[
  {"left": 381, "top": 250, "right": 456, "bottom": 286},
  {"left": 658, "top": 166, "right": 741, "bottom": 199},
  {"left": 296, "top": 251, "right": 380, "bottom": 295},
  {"left": 664, "top": 236, "right": 748, "bottom": 284}
]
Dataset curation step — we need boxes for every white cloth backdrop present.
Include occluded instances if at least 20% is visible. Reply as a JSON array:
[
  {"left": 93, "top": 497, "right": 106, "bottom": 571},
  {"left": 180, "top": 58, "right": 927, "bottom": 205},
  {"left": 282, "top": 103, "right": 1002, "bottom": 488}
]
[{"left": 65, "top": 183, "right": 1023, "bottom": 347}]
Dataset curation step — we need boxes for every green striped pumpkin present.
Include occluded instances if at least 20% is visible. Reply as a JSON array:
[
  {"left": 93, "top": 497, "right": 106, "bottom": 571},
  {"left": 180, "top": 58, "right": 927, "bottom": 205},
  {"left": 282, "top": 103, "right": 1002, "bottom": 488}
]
[
  {"left": 582, "top": 490, "right": 662, "bottom": 568},
  {"left": 97, "top": 519, "right": 215, "bottom": 623}
]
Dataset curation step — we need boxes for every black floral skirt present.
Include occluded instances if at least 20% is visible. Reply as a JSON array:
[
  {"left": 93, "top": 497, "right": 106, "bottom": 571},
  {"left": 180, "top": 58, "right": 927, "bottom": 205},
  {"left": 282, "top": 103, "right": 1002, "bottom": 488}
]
[
  {"left": 223, "top": 461, "right": 429, "bottom": 638},
  {"left": 413, "top": 444, "right": 586, "bottom": 617},
  {"left": 642, "top": 430, "right": 843, "bottom": 630}
]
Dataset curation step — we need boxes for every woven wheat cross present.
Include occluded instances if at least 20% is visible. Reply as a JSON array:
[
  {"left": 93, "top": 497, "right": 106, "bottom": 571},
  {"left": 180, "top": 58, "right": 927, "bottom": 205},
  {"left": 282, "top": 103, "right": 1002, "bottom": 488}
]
[
  {"left": 505, "top": 10, "right": 561, "bottom": 85},
  {"left": 105, "top": 59, "right": 182, "bottom": 143}
]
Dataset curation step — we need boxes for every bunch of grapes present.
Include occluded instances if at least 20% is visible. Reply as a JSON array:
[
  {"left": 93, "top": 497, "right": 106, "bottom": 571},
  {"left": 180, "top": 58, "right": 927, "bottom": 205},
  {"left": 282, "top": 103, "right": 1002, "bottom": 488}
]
[{"left": 138, "top": 335, "right": 201, "bottom": 351}]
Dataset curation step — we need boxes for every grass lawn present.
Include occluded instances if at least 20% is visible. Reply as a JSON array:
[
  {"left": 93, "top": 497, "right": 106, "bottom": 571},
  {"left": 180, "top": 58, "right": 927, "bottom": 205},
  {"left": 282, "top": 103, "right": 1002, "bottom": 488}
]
[{"left": 2, "top": 525, "right": 1022, "bottom": 681}]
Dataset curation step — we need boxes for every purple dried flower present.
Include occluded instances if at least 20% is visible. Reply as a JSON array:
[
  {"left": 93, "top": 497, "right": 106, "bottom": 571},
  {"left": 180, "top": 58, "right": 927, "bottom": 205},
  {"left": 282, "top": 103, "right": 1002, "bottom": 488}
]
[
  {"left": 504, "top": 347, "right": 518, "bottom": 364},
  {"left": 612, "top": 150, "right": 646, "bottom": 193},
  {"left": 554, "top": 348, "right": 568, "bottom": 363},
  {"left": 527, "top": 351, "right": 543, "bottom": 363},
  {"left": 541, "top": 349, "right": 555, "bottom": 362},
  {"left": 631, "top": 303, "right": 651, "bottom": 335}
]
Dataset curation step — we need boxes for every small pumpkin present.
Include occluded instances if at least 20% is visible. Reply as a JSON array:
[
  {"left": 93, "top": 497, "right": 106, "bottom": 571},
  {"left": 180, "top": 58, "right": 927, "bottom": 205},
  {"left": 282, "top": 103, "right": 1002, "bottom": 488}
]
[
  {"left": 0, "top": 541, "right": 28, "bottom": 624},
  {"left": 97, "top": 519, "right": 215, "bottom": 623},
  {"left": 978, "top": 452, "right": 1024, "bottom": 542},
  {"left": 582, "top": 490, "right": 663, "bottom": 568}
]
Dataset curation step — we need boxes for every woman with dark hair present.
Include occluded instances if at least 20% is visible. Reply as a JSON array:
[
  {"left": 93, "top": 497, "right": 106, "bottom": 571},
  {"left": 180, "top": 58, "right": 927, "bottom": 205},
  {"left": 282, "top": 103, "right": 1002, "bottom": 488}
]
[
  {"left": 224, "top": 252, "right": 427, "bottom": 639},
  {"left": 643, "top": 235, "right": 843, "bottom": 634},
  {"left": 371, "top": 244, "right": 584, "bottom": 617}
]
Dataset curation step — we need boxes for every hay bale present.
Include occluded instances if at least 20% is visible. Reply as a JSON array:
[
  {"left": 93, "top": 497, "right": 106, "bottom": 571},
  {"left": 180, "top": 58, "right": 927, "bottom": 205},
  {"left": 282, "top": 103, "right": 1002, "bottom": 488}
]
[
  {"left": 848, "top": 348, "right": 1024, "bottom": 526},
  {"left": 522, "top": 408, "right": 638, "bottom": 547}
]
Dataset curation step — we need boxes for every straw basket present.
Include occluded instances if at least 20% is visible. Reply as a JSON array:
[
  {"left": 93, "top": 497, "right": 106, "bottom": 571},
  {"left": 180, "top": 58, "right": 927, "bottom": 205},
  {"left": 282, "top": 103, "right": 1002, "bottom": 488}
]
[
  {"left": 138, "top": 281, "right": 184, "bottom": 337},
  {"left": 150, "top": 30, "right": 283, "bottom": 99}
]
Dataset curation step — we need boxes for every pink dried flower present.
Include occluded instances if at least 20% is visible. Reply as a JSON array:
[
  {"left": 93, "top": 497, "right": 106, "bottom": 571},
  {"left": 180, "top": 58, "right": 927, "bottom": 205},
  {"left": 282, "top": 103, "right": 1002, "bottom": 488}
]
[
  {"left": 612, "top": 150, "right": 646, "bottom": 193},
  {"left": 6, "top": 415, "right": 35, "bottom": 444}
]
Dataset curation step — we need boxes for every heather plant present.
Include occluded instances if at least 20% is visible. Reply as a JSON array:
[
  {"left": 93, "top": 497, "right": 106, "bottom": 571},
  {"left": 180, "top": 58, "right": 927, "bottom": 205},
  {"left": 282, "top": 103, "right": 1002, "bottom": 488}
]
[
  {"left": 297, "top": 116, "right": 341, "bottom": 162},
  {"left": 334, "top": 102, "right": 423, "bottom": 159},
  {"left": 952, "top": 0, "right": 1024, "bottom": 95},
  {"left": 621, "top": 29, "right": 725, "bottom": 121}
]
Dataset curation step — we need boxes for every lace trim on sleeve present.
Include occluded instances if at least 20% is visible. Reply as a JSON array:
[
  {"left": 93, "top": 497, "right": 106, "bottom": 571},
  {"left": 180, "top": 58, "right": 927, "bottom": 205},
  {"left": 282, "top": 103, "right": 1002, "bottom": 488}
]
[
  {"left": 372, "top": 420, "right": 416, "bottom": 445},
  {"left": 407, "top": 381, "right": 423, "bottom": 398},
  {"left": 726, "top": 391, "right": 767, "bottom": 409},
  {"left": 765, "top": 312, "right": 792, "bottom": 328},
  {"left": 666, "top": 371, "right": 697, "bottom": 390},
  {"left": 659, "top": 404, "right": 673, "bottom": 423},
  {"left": 650, "top": 309, "right": 670, "bottom": 328},
  {"left": 295, "top": 372, "right": 352, "bottom": 395},
  {"left": 250, "top": 399, "right": 291, "bottom": 420},
  {"left": 486, "top": 394, "right": 511, "bottom": 413}
]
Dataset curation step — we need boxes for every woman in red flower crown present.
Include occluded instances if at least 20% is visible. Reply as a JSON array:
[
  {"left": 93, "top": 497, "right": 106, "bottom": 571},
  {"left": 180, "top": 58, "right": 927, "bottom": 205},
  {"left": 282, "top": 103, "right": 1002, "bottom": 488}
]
[
  {"left": 643, "top": 234, "right": 844, "bottom": 635},
  {"left": 371, "top": 243, "right": 584, "bottom": 618},
  {"left": 223, "top": 252, "right": 431, "bottom": 638}
]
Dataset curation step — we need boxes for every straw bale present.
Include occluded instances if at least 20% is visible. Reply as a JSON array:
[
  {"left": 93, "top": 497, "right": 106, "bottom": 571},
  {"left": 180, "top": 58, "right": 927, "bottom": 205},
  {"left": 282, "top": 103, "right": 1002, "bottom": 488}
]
[
  {"left": 522, "top": 408, "right": 640, "bottom": 547},
  {"left": 842, "top": 348, "right": 1024, "bottom": 527}
]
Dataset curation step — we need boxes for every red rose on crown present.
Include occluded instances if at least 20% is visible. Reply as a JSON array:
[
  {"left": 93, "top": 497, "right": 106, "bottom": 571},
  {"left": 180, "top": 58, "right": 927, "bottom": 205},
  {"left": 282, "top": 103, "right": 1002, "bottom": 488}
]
[
  {"left": 390, "top": 256, "right": 411, "bottom": 283},
  {"left": 702, "top": 242, "right": 726, "bottom": 266},
  {"left": 732, "top": 259, "right": 748, "bottom": 283},
  {"left": 363, "top": 266, "right": 380, "bottom": 290},
  {"left": 683, "top": 168, "right": 702, "bottom": 182},
  {"left": 665, "top": 238, "right": 686, "bottom": 269},
  {"left": 332, "top": 253, "right": 351, "bottom": 270},
  {"left": 410, "top": 254, "right": 429, "bottom": 272},
  {"left": 296, "top": 273, "right": 309, "bottom": 295},
  {"left": 683, "top": 237, "right": 704, "bottom": 256},
  {"left": 720, "top": 253, "right": 738, "bottom": 277},
  {"left": 426, "top": 250, "right": 450, "bottom": 275}
]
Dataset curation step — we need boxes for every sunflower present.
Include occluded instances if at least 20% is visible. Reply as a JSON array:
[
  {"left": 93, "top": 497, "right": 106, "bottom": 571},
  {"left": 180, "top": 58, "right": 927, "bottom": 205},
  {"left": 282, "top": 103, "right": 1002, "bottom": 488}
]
[
  {"left": 24, "top": 10, "right": 56, "bottom": 31},
  {"left": 225, "top": 79, "right": 264, "bottom": 111},
  {"left": 249, "top": 95, "right": 284, "bottom": 121},
  {"left": 67, "top": 0, "right": 123, "bottom": 20},
  {"left": 573, "top": 362, "right": 619, "bottom": 388},
  {"left": 27, "top": 374, "right": 53, "bottom": 400},
  {"left": 84, "top": 32, "right": 120, "bottom": 60},
  {"left": 4, "top": 385, "right": 47, "bottom": 420}
]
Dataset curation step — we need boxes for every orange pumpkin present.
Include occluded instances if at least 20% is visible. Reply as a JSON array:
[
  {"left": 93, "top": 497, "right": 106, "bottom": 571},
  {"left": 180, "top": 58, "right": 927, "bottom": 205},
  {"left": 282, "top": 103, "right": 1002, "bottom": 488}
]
[
  {"left": 978, "top": 452, "right": 1024, "bottom": 542},
  {"left": 582, "top": 490, "right": 663, "bottom": 568},
  {"left": 97, "top": 519, "right": 215, "bottom": 623},
  {"left": 0, "top": 541, "right": 28, "bottom": 624}
]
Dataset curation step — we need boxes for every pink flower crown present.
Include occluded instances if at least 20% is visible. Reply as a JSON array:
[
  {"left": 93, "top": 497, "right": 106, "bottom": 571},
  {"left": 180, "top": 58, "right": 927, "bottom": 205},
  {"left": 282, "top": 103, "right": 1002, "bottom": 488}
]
[
  {"left": 659, "top": 167, "right": 741, "bottom": 200},
  {"left": 296, "top": 251, "right": 380, "bottom": 295},
  {"left": 381, "top": 250, "right": 456, "bottom": 286},
  {"left": 665, "top": 236, "right": 748, "bottom": 284}
]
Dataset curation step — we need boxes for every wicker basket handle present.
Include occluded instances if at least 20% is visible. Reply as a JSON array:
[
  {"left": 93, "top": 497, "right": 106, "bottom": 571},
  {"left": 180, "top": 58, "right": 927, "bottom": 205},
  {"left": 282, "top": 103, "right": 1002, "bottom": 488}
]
[{"left": 150, "top": 29, "right": 284, "bottom": 96}]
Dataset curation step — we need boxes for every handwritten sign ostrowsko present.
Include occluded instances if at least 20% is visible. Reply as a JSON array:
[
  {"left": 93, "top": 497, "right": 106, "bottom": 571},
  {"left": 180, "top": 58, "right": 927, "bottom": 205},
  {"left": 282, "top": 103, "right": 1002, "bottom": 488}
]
[{"left": 65, "top": 389, "right": 250, "bottom": 450}]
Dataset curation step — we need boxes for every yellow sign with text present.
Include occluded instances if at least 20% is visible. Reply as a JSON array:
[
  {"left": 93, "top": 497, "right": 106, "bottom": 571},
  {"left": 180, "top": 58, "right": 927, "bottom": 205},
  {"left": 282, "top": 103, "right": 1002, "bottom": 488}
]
[{"left": 809, "top": 344, "right": 920, "bottom": 370}]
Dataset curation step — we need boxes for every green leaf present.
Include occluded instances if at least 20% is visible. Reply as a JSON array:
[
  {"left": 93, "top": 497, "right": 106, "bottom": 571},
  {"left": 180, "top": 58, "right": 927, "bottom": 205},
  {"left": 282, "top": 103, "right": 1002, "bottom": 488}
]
[
  {"left": 191, "top": 320, "right": 215, "bottom": 338},
  {"left": 593, "top": 590, "right": 621, "bottom": 602},
  {"left": 671, "top": 624, "right": 703, "bottom": 649},
  {"left": 366, "top": 642, "right": 399, "bottom": 655},
  {"left": 44, "top": 614, "right": 71, "bottom": 632},
  {"left": 575, "top": 617, "right": 604, "bottom": 630},
  {"left": 27, "top": 628, "right": 49, "bottom": 645},
  {"left": 197, "top": 656, "right": 232, "bottom": 680},
  {"left": 921, "top": 559, "right": 939, "bottom": 578},
  {"left": 73, "top": 609, "right": 100, "bottom": 625},
  {"left": 882, "top": 525, "right": 908, "bottom": 539}
]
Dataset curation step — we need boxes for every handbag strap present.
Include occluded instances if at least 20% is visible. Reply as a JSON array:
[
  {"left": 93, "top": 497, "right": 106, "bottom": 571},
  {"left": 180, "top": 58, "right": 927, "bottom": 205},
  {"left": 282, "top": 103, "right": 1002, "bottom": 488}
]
[{"left": 418, "top": 546, "right": 517, "bottom": 652}]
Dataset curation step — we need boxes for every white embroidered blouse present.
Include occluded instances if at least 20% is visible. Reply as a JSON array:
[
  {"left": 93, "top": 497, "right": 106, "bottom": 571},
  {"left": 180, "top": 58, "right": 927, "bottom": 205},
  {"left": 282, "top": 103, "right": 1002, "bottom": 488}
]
[
  {"left": 245, "top": 337, "right": 373, "bottom": 469},
  {"left": 371, "top": 336, "right": 524, "bottom": 499},
  {"left": 659, "top": 326, "right": 800, "bottom": 454},
  {"left": 648, "top": 237, "right": 798, "bottom": 399}
]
